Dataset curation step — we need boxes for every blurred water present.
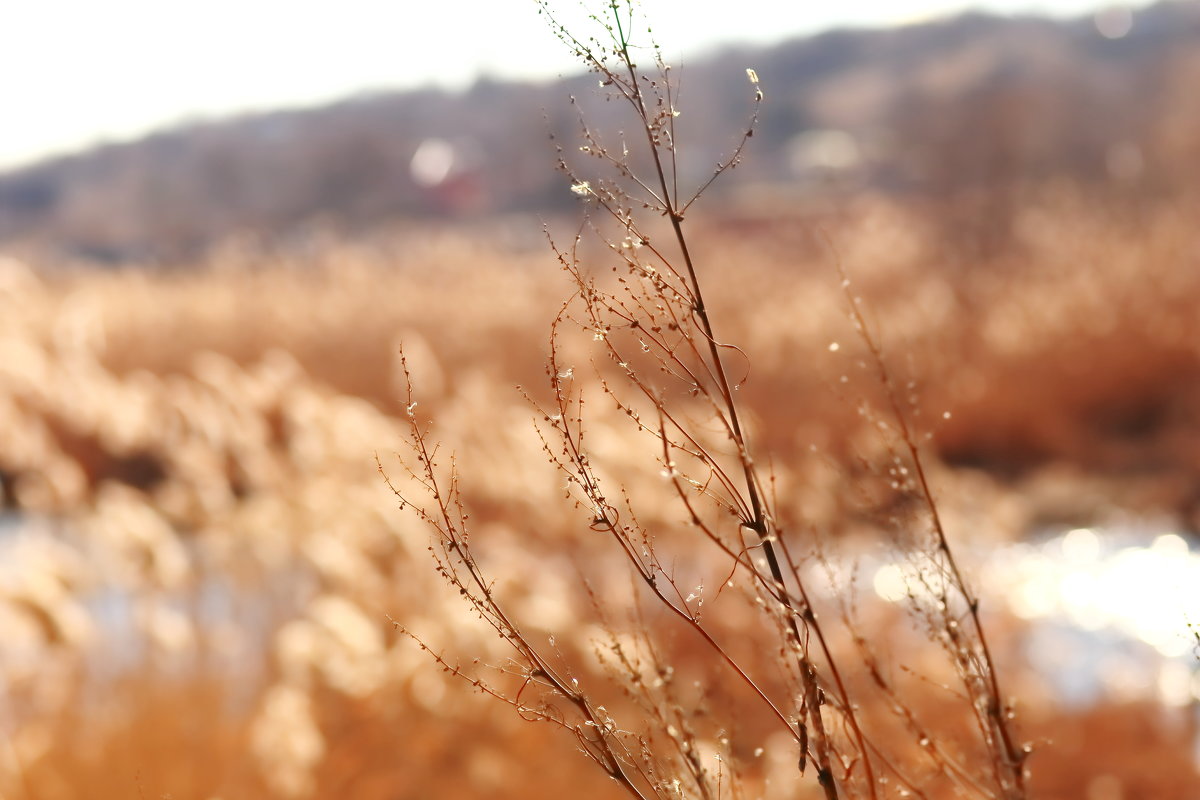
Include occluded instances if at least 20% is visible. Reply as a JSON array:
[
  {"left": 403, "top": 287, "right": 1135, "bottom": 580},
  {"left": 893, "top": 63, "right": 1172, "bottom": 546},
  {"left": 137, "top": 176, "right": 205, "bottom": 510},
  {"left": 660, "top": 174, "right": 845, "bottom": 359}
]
[
  {"left": 0, "top": 513, "right": 276, "bottom": 692},
  {"left": 997, "top": 527, "right": 1200, "bottom": 657},
  {"left": 874, "top": 525, "right": 1200, "bottom": 710},
  {"left": 993, "top": 526, "right": 1200, "bottom": 709},
  {"left": 3, "top": 511, "right": 1198, "bottom": 713}
]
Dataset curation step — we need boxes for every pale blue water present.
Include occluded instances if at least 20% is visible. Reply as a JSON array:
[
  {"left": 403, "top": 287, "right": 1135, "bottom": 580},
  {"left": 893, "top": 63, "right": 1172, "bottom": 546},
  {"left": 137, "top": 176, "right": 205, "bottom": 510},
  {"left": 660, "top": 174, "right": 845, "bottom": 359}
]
[{"left": 2, "top": 512, "right": 1197, "bottom": 714}]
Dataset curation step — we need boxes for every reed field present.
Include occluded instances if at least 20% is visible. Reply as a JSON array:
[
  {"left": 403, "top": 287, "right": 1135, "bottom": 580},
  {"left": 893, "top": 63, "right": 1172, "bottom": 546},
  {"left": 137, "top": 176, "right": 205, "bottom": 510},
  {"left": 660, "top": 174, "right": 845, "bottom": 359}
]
[
  {"left": 0, "top": 187, "right": 1197, "bottom": 799},
  {"left": 3, "top": 3, "right": 1200, "bottom": 798}
]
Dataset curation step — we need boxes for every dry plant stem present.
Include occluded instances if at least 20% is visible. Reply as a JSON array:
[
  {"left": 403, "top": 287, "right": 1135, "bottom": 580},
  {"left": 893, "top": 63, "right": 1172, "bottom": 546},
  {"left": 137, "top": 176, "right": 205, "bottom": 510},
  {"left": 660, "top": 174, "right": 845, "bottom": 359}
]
[
  {"left": 591, "top": 591, "right": 717, "bottom": 800},
  {"left": 574, "top": 280, "right": 853, "bottom": 730},
  {"left": 827, "top": 238, "right": 1027, "bottom": 800},
  {"left": 656, "top": 419, "right": 910, "bottom": 795},
  {"left": 544, "top": 4, "right": 876, "bottom": 794},
  {"left": 384, "top": 360, "right": 656, "bottom": 800},
  {"left": 851, "top": 632, "right": 992, "bottom": 798},
  {"left": 605, "top": 11, "right": 866, "bottom": 798},
  {"left": 398, "top": 5, "right": 1024, "bottom": 799},
  {"left": 539, "top": 339, "right": 800, "bottom": 747}
]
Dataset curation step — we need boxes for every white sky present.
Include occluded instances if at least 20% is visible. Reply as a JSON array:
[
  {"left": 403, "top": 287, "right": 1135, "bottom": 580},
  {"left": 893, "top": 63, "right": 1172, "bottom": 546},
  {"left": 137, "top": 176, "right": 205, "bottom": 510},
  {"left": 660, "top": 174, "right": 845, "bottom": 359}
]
[{"left": 0, "top": 0, "right": 1125, "bottom": 169}]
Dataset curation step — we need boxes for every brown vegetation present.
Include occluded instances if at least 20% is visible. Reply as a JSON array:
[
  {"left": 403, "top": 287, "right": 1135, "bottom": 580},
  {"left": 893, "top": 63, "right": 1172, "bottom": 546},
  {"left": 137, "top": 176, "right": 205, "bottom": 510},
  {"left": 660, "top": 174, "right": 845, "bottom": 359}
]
[
  {"left": 0, "top": 160, "right": 1196, "bottom": 800},
  {"left": 1, "top": 3, "right": 1199, "bottom": 799}
]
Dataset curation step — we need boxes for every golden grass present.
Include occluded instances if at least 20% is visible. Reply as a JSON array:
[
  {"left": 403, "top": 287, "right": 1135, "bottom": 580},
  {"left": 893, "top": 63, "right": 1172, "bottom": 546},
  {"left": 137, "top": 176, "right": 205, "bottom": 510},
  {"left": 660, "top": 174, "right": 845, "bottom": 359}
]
[{"left": 0, "top": 192, "right": 1197, "bottom": 798}]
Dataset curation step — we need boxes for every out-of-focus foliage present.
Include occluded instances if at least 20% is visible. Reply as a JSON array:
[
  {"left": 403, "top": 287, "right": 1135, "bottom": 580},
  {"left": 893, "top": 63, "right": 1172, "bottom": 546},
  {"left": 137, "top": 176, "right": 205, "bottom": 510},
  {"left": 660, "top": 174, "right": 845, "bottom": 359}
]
[
  {"left": 0, "top": 2, "right": 1198, "bottom": 796},
  {"left": 0, "top": 193, "right": 1197, "bottom": 797}
]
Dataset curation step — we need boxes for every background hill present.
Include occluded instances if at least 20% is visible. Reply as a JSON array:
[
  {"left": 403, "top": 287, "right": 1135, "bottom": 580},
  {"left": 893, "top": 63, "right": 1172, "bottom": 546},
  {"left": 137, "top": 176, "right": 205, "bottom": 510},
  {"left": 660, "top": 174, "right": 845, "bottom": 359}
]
[{"left": 2, "top": 1, "right": 1199, "bottom": 262}]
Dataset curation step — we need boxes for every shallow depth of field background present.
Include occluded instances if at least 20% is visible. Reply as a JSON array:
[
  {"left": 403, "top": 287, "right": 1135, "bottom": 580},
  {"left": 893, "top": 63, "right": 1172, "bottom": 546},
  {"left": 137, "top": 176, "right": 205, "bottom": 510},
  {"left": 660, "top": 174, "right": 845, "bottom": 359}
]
[{"left": 2, "top": 3, "right": 1200, "bottom": 799}]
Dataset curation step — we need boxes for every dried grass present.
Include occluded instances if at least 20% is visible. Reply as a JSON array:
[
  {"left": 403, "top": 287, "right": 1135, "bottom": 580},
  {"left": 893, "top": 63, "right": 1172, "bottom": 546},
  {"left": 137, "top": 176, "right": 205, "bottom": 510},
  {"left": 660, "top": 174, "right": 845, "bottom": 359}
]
[{"left": 1, "top": 6, "right": 1199, "bottom": 797}]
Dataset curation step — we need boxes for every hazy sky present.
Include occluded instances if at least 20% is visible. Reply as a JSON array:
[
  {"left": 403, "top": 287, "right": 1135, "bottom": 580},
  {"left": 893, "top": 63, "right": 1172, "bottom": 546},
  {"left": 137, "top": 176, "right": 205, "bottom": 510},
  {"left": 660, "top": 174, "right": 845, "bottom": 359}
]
[{"left": 1, "top": 0, "right": 1129, "bottom": 169}]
